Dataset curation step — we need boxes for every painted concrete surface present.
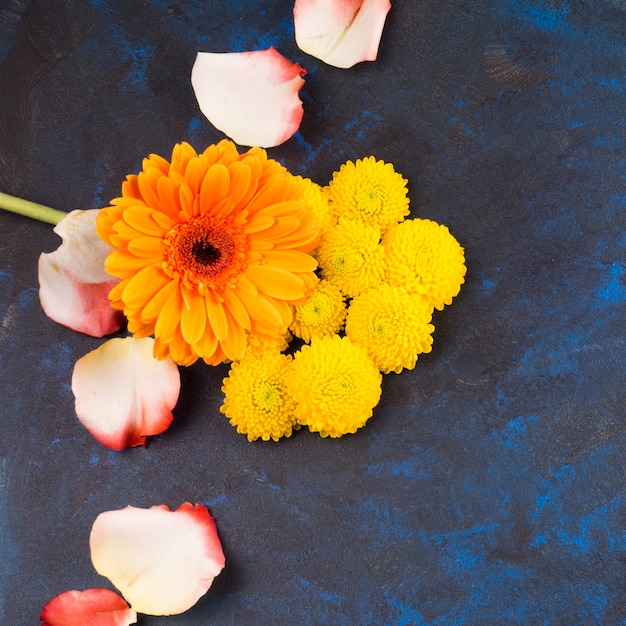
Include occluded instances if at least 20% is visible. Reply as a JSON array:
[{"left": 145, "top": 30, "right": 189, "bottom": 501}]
[{"left": 1, "top": 1, "right": 626, "bottom": 624}]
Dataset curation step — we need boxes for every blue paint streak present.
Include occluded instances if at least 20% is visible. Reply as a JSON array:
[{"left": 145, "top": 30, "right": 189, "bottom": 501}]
[
  {"left": 384, "top": 592, "right": 427, "bottom": 626},
  {"left": 480, "top": 278, "right": 497, "bottom": 296},
  {"left": 595, "top": 261, "right": 626, "bottom": 303},
  {"left": 121, "top": 45, "right": 153, "bottom": 92},
  {"left": 512, "top": 0, "right": 571, "bottom": 32}
]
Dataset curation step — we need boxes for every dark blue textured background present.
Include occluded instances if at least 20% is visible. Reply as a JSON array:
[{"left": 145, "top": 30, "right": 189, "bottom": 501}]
[{"left": 1, "top": 1, "right": 626, "bottom": 624}]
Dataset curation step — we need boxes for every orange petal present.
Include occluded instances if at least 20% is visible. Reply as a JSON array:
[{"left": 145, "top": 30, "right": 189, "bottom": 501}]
[
  {"left": 127, "top": 236, "right": 165, "bottom": 258},
  {"left": 245, "top": 264, "right": 306, "bottom": 300},
  {"left": 184, "top": 156, "right": 208, "bottom": 196},
  {"left": 156, "top": 175, "right": 183, "bottom": 221},
  {"left": 244, "top": 175, "right": 294, "bottom": 215},
  {"left": 199, "top": 163, "right": 230, "bottom": 212},
  {"left": 236, "top": 289, "right": 285, "bottom": 333},
  {"left": 253, "top": 199, "right": 304, "bottom": 219},
  {"left": 192, "top": 325, "right": 218, "bottom": 361},
  {"left": 122, "top": 264, "right": 169, "bottom": 309},
  {"left": 220, "top": 309, "right": 247, "bottom": 362},
  {"left": 227, "top": 161, "right": 257, "bottom": 210},
  {"left": 261, "top": 249, "right": 318, "bottom": 272},
  {"left": 222, "top": 286, "right": 251, "bottom": 330},
  {"left": 137, "top": 168, "right": 167, "bottom": 212},
  {"left": 154, "top": 285, "right": 184, "bottom": 342},
  {"left": 180, "top": 289, "right": 207, "bottom": 345},
  {"left": 165, "top": 328, "right": 200, "bottom": 366},
  {"left": 122, "top": 205, "right": 165, "bottom": 237},
  {"left": 205, "top": 291, "right": 229, "bottom": 341},
  {"left": 191, "top": 47, "right": 305, "bottom": 148},
  {"left": 255, "top": 215, "right": 303, "bottom": 240},
  {"left": 104, "top": 252, "right": 160, "bottom": 278},
  {"left": 178, "top": 181, "right": 195, "bottom": 220},
  {"left": 203, "top": 342, "right": 227, "bottom": 366},
  {"left": 141, "top": 276, "right": 180, "bottom": 322},
  {"left": 243, "top": 213, "right": 276, "bottom": 234}
]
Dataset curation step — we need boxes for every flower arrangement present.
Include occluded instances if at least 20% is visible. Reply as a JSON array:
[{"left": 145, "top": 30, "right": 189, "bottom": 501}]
[{"left": 0, "top": 1, "right": 469, "bottom": 622}]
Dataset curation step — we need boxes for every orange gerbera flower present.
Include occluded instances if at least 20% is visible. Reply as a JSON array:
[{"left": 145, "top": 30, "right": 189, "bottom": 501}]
[{"left": 97, "top": 140, "right": 320, "bottom": 366}]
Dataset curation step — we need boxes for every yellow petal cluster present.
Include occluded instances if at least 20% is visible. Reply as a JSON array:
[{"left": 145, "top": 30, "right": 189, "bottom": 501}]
[
  {"left": 316, "top": 219, "right": 386, "bottom": 298},
  {"left": 290, "top": 279, "right": 346, "bottom": 342},
  {"left": 383, "top": 218, "right": 466, "bottom": 311},
  {"left": 220, "top": 351, "right": 298, "bottom": 442},
  {"left": 294, "top": 175, "right": 335, "bottom": 240},
  {"left": 326, "top": 156, "right": 409, "bottom": 231},
  {"left": 288, "top": 335, "right": 382, "bottom": 438},
  {"left": 218, "top": 155, "right": 466, "bottom": 440},
  {"left": 346, "top": 284, "right": 435, "bottom": 374}
]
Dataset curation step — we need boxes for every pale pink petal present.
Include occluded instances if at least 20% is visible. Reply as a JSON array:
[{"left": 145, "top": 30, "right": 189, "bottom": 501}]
[
  {"left": 40, "top": 588, "right": 137, "bottom": 626},
  {"left": 38, "top": 209, "right": 124, "bottom": 337},
  {"left": 90, "top": 503, "right": 226, "bottom": 616},
  {"left": 294, "top": 0, "right": 391, "bottom": 68},
  {"left": 71, "top": 337, "right": 180, "bottom": 450},
  {"left": 191, "top": 47, "right": 306, "bottom": 148}
]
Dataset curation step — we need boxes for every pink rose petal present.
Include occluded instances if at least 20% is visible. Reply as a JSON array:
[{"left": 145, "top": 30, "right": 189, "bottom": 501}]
[
  {"left": 40, "top": 588, "right": 137, "bottom": 626},
  {"left": 90, "top": 503, "right": 226, "bottom": 616},
  {"left": 71, "top": 337, "right": 180, "bottom": 450},
  {"left": 191, "top": 47, "right": 306, "bottom": 147},
  {"left": 38, "top": 209, "right": 124, "bottom": 337},
  {"left": 294, "top": 0, "right": 391, "bottom": 68}
]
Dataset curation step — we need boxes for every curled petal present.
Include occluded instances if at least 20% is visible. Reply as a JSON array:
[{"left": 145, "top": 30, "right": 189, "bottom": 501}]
[
  {"left": 294, "top": 0, "right": 391, "bottom": 69},
  {"left": 40, "top": 588, "right": 137, "bottom": 626},
  {"left": 90, "top": 503, "right": 226, "bottom": 616},
  {"left": 38, "top": 209, "right": 124, "bottom": 336},
  {"left": 191, "top": 47, "right": 306, "bottom": 147},
  {"left": 71, "top": 337, "right": 180, "bottom": 450}
]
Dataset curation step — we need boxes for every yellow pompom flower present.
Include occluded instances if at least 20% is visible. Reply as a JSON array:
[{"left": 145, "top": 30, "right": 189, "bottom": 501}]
[
  {"left": 220, "top": 351, "right": 298, "bottom": 442},
  {"left": 245, "top": 329, "right": 292, "bottom": 357},
  {"left": 294, "top": 176, "right": 335, "bottom": 239},
  {"left": 288, "top": 335, "right": 382, "bottom": 438},
  {"left": 326, "top": 156, "right": 409, "bottom": 231},
  {"left": 383, "top": 218, "right": 466, "bottom": 311},
  {"left": 346, "top": 284, "right": 435, "bottom": 374},
  {"left": 290, "top": 279, "right": 346, "bottom": 342},
  {"left": 316, "top": 219, "right": 386, "bottom": 298}
]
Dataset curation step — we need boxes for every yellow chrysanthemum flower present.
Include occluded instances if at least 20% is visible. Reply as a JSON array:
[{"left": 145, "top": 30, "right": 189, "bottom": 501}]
[
  {"left": 245, "top": 329, "right": 292, "bottom": 357},
  {"left": 316, "top": 219, "right": 386, "bottom": 298},
  {"left": 97, "top": 140, "right": 320, "bottom": 366},
  {"left": 346, "top": 284, "right": 435, "bottom": 374},
  {"left": 290, "top": 279, "right": 346, "bottom": 342},
  {"left": 288, "top": 335, "right": 382, "bottom": 438},
  {"left": 326, "top": 156, "right": 409, "bottom": 231},
  {"left": 294, "top": 176, "right": 335, "bottom": 239},
  {"left": 383, "top": 218, "right": 466, "bottom": 311},
  {"left": 220, "top": 351, "right": 298, "bottom": 442}
]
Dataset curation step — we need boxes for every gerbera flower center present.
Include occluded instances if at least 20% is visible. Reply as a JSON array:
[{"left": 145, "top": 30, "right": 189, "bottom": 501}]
[
  {"left": 191, "top": 239, "right": 223, "bottom": 266},
  {"left": 163, "top": 214, "right": 247, "bottom": 288},
  {"left": 252, "top": 380, "right": 284, "bottom": 415},
  {"left": 355, "top": 185, "right": 384, "bottom": 216}
]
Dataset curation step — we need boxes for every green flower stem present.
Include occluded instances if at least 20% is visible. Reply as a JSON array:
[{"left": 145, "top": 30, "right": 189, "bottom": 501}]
[{"left": 0, "top": 191, "right": 66, "bottom": 225}]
